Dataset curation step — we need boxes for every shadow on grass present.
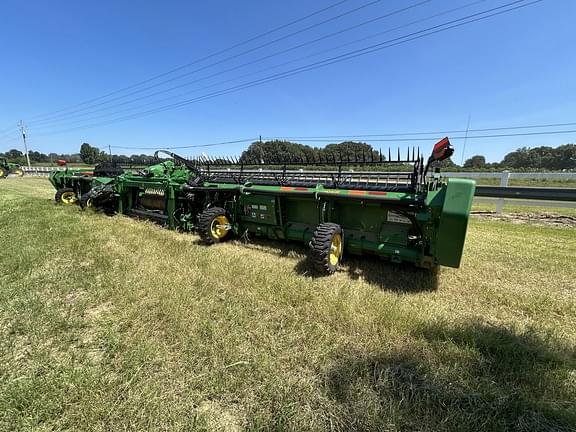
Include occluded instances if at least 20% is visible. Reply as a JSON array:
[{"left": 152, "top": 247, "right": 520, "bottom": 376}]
[
  {"left": 294, "top": 254, "right": 438, "bottom": 293},
  {"left": 324, "top": 321, "right": 576, "bottom": 431},
  {"left": 232, "top": 235, "right": 438, "bottom": 293},
  {"left": 342, "top": 255, "right": 438, "bottom": 293}
]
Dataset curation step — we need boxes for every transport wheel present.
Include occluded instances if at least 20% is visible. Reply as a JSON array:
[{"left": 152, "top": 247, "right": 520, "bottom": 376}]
[
  {"left": 0, "top": 168, "right": 6, "bottom": 178},
  {"left": 55, "top": 188, "right": 77, "bottom": 205},
  {"left": 79, "top": 192, "right": 93, "bottom": 210},
  {"left": 310, "top": 223, "right": 343, "bottom": 274},
  {"left": 198, "top": 207, "right": 231, "bottom": 244},
  {"left": 13, "top": 168, "right": 24, "bottom": 177}
]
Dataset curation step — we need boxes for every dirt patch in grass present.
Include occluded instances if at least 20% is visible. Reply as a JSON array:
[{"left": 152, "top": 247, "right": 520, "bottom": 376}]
[{"left": 472, "top": 211, "right": 576, "bottom": 227}]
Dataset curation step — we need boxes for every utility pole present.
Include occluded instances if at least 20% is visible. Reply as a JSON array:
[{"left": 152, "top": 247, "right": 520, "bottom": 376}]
[
  {"left": 108, "top": 144, "right": 112, "bottom": 161},
  {"left": 18, "top": 120, "right": 31, "bottom": 168},
  {"left": 460, "top": 114, "right": 471, "bottom": 166}
]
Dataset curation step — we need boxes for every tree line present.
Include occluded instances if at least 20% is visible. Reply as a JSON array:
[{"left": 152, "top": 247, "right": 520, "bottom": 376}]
[
  {"left": 240, "top": 140, "right": 576, "bottom": 171},
  {"left": 1, "top": 141, "right": 574, "bottom": 171},
  {"left": 0, "top": 144, "right": 161, "bottom": 166}
]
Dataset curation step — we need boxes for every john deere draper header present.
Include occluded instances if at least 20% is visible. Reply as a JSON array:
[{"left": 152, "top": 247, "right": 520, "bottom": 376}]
[{"left": 52, "top": 138, "right": 476, "bottom": 274}]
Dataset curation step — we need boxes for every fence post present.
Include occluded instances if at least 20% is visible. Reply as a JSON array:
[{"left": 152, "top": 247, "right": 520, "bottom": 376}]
[{"left": 496, "top": 171, "right": 510, "bottom": 214}]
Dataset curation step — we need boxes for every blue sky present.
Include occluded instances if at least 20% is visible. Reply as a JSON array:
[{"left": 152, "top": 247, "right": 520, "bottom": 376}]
[{"left": 0, "top": 0, "right": 574, "bottom": 163}]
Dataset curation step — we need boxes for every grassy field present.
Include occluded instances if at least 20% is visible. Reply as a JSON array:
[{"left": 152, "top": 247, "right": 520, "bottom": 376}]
[{"left": 1, "top": 178, "right": 575, "bottom": 431}]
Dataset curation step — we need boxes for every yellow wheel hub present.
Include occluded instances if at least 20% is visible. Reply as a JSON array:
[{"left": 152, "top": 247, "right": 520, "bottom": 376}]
[
  {"left": 329, "top": 233, "right": 343, "bottom": 266},
  {"left": 210, "top": 215, "right": 230, "bottom": 239},
  {"left": 61, "top": 191, "right": 77, "bottom": 205},
  {"left": 13, "top": 169, "right": 23, "bottom": 176},
  {"left": 0, "top": 168, "right": 5, "bottom": 177}
]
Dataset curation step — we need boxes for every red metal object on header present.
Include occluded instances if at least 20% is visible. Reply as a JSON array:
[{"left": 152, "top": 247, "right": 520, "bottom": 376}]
[
  {"left": 56, "top": 159, "right": 67, "bottom": 166},
  {"left": 431, "top": 137, "right": 454, "bottom": 162}
]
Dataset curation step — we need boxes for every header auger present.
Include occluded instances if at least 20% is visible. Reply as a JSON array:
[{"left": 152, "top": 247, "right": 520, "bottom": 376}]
[{"left": 50, "top": 137, "right": 475, "bottom": 274}]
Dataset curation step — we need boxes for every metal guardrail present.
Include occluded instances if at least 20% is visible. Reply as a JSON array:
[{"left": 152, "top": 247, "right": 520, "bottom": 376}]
[
  {"left": 475, "top": 186, "right": 576, "bottom": 201},
  {"left": 22, "top": 167, "right": 63, "bottom": 176},
  {"left": 444, "top": 171, "right": 576, "bottom": 180}
]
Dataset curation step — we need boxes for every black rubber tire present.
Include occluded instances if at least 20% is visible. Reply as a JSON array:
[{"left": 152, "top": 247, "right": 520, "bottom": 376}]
[
  {"left": 310, "top": 222, "right": 343, "bottom": 275},
  {"left": 79, "top": 192, "right": 93, "bottom": 210},
  {"left": 0, "top": 167, "right": 7, "bottom": 178},
  {"left": 12, "top": 168, "right": 24, "bottom": 177},
  {"left": 55, "top": 187, "right": 77, "bottom": 205},
  {"left": 197, "top": 207, "right": 231, "bottom": 244}
]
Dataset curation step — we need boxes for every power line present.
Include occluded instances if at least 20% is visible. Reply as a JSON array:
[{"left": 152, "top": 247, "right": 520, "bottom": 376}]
[
  {"left": 265, "top": 121, "right": 576, "bottom": 140},
  {"left": 0, "top": 125, "right": 20, "bottom": 140},
  {"left": 30, "top": 0, "right": 542, "bottom": 137},
  {"left": 0, "top": 133, "right": 20, "bottom": 142},
  {"left": 111, "top": 137, "right": 258, "bottom": 150},
  {"left": 264, "top": 129, "right": 576, "bottom": 142},
  {"left": 107, "top": 129, "right": 576, "bottom": 154},
  {"left": 27, "top": 0, "right": 382, "bottom": 124},
  {"left": 461, "top": 114, "right": 472, "bottom": 165},
  {"left": 24, "top": 0, "right": 355, "bottom": 122},
  {"left": 29, "top": 0, "right": 433, "bottom": 129}
]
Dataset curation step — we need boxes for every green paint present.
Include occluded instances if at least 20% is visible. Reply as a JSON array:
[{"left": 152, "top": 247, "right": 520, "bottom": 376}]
[
  {"left": 70, "top": 154, "right": 476, "bottom": 270},
  {"left": 436, "top": 179, "right": 476, "bottom": 267}
]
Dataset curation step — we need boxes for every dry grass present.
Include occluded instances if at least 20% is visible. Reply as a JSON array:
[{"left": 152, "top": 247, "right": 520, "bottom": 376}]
[{"left": 1, "top": 177, "right": 575, "bottom": 431}]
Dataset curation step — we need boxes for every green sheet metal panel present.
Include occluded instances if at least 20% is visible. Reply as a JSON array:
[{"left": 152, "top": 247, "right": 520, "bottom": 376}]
[
  {"left": 436, "top": 178, "right": 476, "bottom": 268},
  {"left": 284, "top": 196, "right": 319, "bottom": 225},
  {"left": 239, "top": 194, "right": 278, "bottom": 225}
]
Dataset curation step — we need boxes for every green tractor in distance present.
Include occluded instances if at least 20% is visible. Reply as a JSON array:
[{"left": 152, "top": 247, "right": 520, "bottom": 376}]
[
  {"left": 49, "top": 160, "right": 124, "bottom": 206},
  {"left": 0, "top": 158, "right": 24, "bottom": 178},
  {"left": 83, "top": 138, "right": 476, "bottom": 273}
]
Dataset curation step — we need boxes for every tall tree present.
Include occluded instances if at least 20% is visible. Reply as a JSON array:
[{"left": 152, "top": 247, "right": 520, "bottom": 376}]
[
  {"left": 240, "top": 140, "right": 318, "bottom": 163},
  {"left": 80, "top": 143, "right": 101, "bottom": 164},
  {"left": 322, "top": 141, "right": 380, "bottom": 161},
  {"left": 463, "top": 155, "right": 486, "bottom": 169}
]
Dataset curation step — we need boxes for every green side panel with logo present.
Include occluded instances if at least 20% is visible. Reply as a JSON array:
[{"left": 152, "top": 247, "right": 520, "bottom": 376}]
[{"left": 436, "top": 178, "right": 476, "bottom": 268}]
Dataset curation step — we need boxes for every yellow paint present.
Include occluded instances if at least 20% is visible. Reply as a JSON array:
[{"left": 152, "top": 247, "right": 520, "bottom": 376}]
[
  {"left": 329, "top": 233, "right": 342, "bottom": 266},
  {"left": 61, "top": 191, "right": 77, "bottom": 205},
  {"left": 210, "top": 215, "right": 230, "bottom": 239}
]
